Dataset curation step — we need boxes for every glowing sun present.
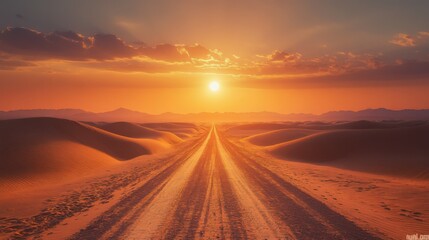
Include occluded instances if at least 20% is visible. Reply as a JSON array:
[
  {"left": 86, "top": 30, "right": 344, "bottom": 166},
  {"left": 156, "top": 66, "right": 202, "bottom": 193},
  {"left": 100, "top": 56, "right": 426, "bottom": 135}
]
[{"left": 209, "top": 81, "right": 220, "bottom": 92}]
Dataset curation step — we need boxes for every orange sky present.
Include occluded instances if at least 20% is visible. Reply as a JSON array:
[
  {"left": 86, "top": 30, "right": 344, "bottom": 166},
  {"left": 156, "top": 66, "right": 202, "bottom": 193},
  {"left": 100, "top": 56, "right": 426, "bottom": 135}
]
[
  {"left": 1, "top": 64, "right": 429, "bottom": 114},
  {"left": 1, "top": 1, "right": 429, "bottom": 114}
]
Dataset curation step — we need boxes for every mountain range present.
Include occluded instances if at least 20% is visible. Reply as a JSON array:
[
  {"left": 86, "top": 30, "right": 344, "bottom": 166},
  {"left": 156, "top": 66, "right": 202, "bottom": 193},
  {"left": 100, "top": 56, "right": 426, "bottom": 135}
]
[{"left": 1, "top": 108, "right": 429, "bottom": 122}]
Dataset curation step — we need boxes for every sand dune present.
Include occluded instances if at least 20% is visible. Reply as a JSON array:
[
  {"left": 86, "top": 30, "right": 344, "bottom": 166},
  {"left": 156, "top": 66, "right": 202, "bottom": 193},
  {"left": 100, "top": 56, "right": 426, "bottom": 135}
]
[
  {"left": 141, "top": 122, "right": 199, "bottom": 138},
  {"left": 229, "top": 120, "right": 429, "bottom": 132},
  {"left": 0, "top": 118, "right": 171, "bottom": 182},
  {"left": 227, "top": 122, "right": 294, "bottom": 131},
  {"left": 316, "top": 120, "right": 429, "bottom": 130},
  {"left": 97, "top": 122, "right": 182, "bottom": 144},
  {"left": 244, "top": 129, "right": 318, "bottom": 146},
  {"left": 225, "top": 122, "right": 299, "bottom": 138},
  {"left": 266, "top": 125, "right": 429, "bottom": 178},
  {"left": 311, "top": 120, "right": 388, "bottom": 129}
]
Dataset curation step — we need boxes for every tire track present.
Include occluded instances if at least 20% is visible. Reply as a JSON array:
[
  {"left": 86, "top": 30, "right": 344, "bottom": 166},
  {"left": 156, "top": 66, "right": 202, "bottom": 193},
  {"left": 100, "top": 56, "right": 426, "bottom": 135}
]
[
  {"left": 157, "top": 127, "right": 248, "bottom": 240},
  {"left": 163, "top": 133, "right": 215, "bottom": 239},
  {"left": 70, "top": 130, "right": 210, "bottom": 240},
  {"left": 215, "top": 141, "right": 248, "bottom": 240},
  {"left": 193, "top": 149, "right": 219, "bottom": 239},
  {"left": 214, "top": 126, "right": 293, "bottom": 239},
  {"left": 70, "top": 125, "right": 379, "bottom": 240},
  {"left": 122, "top": 127, "right": 213, "bottom": 239},
  {"left": 217, "top": 128, "right": 380, "bottom": 240}
]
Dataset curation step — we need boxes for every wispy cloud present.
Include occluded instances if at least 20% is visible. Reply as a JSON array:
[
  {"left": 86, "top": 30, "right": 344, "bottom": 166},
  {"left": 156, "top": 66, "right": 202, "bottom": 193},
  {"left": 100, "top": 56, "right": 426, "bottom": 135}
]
[
  {"left": 390, "top": 33, "right": 416, "bottom": 47},
  {"left": 390, "top": 31, "right": 429, "bottom": 47}
]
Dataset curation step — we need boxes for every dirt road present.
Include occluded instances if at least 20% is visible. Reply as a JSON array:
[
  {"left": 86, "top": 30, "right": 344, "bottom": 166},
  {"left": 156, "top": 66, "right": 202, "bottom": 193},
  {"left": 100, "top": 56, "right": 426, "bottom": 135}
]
[{"left": 62, "top": 125, "right": 377, "bottom": 240}]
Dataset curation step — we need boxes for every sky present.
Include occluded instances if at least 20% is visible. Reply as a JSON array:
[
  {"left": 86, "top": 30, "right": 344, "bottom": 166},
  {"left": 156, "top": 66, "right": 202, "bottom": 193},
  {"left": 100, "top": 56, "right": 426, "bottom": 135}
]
[{"left": 1, "top": 0, "right": 429, "bottom": 114}]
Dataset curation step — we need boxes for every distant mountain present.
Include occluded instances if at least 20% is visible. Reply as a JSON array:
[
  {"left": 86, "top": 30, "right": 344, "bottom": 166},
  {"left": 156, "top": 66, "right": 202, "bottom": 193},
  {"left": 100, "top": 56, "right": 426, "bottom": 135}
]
[
  {"left": 320, "top": 108, "right": 429, "bottom": 121},
  {"left": 96, "top": 108, "right": 154, "bottom": 122},
  {"left": 0, "top": 109, "right": 93, "bottom": 120},
  {"left": 1, "top": 108, "right": 429, "bottom": 122}
]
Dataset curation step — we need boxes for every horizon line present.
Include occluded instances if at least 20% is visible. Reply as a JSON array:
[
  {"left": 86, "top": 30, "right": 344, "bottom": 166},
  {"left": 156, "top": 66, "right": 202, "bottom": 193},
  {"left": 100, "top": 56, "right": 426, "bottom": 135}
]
[{"left": 2, "top": 107, "right": 429, "bottom": 116}]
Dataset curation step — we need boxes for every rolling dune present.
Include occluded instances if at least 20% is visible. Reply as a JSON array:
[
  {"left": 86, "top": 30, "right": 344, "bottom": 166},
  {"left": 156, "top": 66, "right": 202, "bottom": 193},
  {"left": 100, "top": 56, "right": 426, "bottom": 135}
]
[
  {"left": 266, "top": 125, "right": 429, "bottom": 178},
  {"left": 141, "top": 122, "right": 199, "bottom": 139},
  {"left": 227, "top": 122, "right": 294, "bottom": 132},
  {"left": 316, "top": 120, "right": 429, "bottom": 130},
  {"left": 97, "top": 122, "right": 182, "bottom": 144},
  {"left": 244, "top": 129, "right": 318, "bottom": 146},
  {"left": 0, "top": 123, "right": 427, "bottom": 240},
  {"left": 229, "top": 120, "right": 429, "bottom": 133},
  {"left": 0, "top": 118, "right": 172, "bottom": 183},
  {"left": 225, "top": 123, "right": 299, "bottom": 138}
]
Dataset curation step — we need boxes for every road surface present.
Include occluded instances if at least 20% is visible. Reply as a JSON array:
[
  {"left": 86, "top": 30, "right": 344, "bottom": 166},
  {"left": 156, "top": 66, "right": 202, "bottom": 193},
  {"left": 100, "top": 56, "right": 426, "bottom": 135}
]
[{"left": 69, "top": 125, "right": 378, "bottom": 240}]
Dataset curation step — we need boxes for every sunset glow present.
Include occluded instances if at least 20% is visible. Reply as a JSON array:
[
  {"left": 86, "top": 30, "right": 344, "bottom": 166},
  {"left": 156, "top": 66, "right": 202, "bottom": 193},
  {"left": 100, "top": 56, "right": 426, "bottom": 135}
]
[{"left": 0, "top": 0, "right": 428, "bottom": 114}]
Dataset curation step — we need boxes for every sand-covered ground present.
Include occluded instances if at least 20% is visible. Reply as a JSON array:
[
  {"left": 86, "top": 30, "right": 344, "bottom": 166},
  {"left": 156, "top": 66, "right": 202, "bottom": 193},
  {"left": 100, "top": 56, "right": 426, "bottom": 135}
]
[
  {"left": 0, "top": 118, "right": 427, "bottom": 239},
  {"left": 224, "top": 120, "right": 429, "bottom": 239}
]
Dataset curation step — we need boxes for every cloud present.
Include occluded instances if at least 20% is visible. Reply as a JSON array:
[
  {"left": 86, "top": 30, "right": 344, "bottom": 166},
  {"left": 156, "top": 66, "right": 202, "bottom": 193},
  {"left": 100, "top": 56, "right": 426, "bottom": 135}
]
[
  {"left": 238, "top": 49, "right": 429, "bottom": 88},
  {"left": 138, "top": 43, "right": 226, "bottom": 63},
  {"left": 89, "top": 33, "right": 136, "bottom": 59},
  {"left": 267, "top": 50, "right": 302, "bottom": 63},
  {"left": 0, "top": 52, "right": 30, "bottom": 68},
  {"left": 185, "top": 44, "right": 211, "bottom": 59},
  {"left": 139, "top": 44, "right": 190, "bottom": 62},
  {"left": 419, "top": 31, "right": 429, "bottom": 37},
  {"left": 0, "top": 27, "right": 231, "bottom": 65},
  {"left": 0, "top": 28, "right": 85, "bottom": 59},
  {"left": 81, "top": 54, "right": 242, "bottom": 74},
  {"left": 255, "top": 50, "right": 383, "bottom": 76},
  {"left": 390, "top": 33, "right": 416, "bottom": 47},
  {"left": 390, "top": 31, "right": 429, "bottom": 47},
  {"left": 328, "top": 60, "right": 429, "bottom": 86},
  {"left": 0, "top": 27, "right": 138, "bottom": 60},
  {"left": 1, "top": 27, "right": 429, "bottom": 88},
  {"left": 242, "top": 60, "right": 429, "bottom": 89},
  {"left": 81, "top": 57, "right": 196, "bottom": 73},
  {"left": 0, "top": 27, "right": 238, "bottom": 73},
  {"left": 0, "top": 58, "right": 35, "bottom": 70}
]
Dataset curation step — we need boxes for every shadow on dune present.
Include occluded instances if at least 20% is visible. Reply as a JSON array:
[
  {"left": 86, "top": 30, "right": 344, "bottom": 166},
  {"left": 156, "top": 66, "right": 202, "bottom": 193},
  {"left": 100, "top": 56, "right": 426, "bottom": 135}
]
[
  {"left": 267, "top": 125, "right": 429, "bottom": 179},
  {"left": 0, "top": 118, "right": 168, "bottom": 179},
  {"left": 97, "top": 122, "right": 182, "bottom": 144}
]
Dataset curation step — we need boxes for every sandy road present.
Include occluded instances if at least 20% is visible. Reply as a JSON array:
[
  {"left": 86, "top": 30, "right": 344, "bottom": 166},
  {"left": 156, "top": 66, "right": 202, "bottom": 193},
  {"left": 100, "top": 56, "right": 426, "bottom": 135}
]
[{"left": 71, "top": 125, "right": 379, "bottom": 240}]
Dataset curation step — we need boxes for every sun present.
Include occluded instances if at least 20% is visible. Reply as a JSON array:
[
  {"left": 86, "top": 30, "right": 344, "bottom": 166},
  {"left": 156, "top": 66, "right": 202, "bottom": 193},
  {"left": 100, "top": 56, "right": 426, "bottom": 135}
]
[{"left": 209, "top": 81, "right": 220, "bottom": 92}]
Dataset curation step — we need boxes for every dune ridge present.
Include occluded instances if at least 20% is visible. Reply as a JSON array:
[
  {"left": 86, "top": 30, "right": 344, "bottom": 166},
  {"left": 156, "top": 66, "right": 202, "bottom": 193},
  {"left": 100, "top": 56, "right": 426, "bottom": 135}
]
[
  {"left": 97, "top": 122, "right": 182, "bottom": 144},
  {"left": 228, "top": 120, "right": 429, "bottom": 132},
  {"left": 140, "top": 122, "right": 199, "bottom": 138},
  {"left": 0, "top": 118, "right": 174, "bottom": 184},
  {"left": 244, "top": 129, "right": 318, "bottom": 146},
  {"left": 265, "top": 125, "right": 429, "bottom": 179}
]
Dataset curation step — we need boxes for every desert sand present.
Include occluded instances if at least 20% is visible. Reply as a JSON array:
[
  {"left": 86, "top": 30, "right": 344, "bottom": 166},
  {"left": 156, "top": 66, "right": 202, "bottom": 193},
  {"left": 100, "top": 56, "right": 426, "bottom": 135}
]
[
  {"left": 0, "top": 118, "right": 185, "bottom": 191},
  {"left": 96, "top": 122, "right": 183, "bottom": 144},
  {"left": 233, "top": 121, "right": 429, "bottom": 179},
  {"left": 140, "top": 122, "right": 200, "bottom": 139},
  {"left": 225, "top": 121, "right": 429, "bottom": 239},
  {"left": 0, "top": 119, "right": 427, "bottom": 239}
]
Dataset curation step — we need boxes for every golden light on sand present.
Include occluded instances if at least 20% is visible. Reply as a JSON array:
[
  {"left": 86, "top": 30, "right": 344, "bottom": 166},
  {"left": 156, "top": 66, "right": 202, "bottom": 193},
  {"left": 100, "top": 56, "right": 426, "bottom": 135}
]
[{"left": 209, "top": 81, "right": 220, "bottom": 92}]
